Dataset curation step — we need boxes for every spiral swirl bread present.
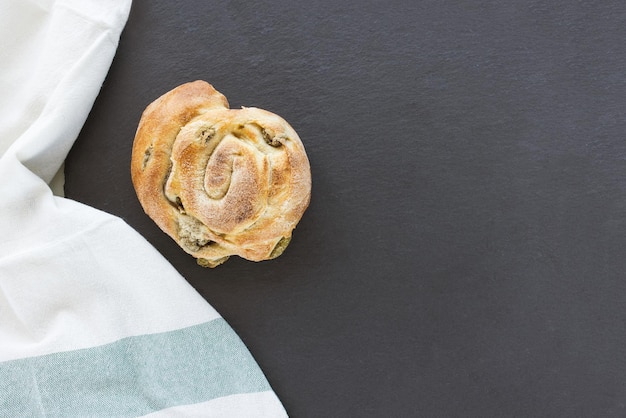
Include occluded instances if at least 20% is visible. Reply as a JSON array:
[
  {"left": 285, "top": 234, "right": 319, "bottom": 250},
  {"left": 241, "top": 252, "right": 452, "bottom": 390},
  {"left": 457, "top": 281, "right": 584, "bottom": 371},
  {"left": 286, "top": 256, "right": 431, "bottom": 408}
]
[{"left": 131, "top": 81, "right": 311, "bottom": 267}]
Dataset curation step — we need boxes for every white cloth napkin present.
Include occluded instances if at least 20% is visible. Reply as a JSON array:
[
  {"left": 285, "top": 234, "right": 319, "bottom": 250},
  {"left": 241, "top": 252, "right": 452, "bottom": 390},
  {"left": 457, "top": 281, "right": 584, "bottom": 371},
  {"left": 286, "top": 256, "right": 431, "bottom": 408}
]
[{"left": 0, "top": 0, "right": 287, "bottom": 416}]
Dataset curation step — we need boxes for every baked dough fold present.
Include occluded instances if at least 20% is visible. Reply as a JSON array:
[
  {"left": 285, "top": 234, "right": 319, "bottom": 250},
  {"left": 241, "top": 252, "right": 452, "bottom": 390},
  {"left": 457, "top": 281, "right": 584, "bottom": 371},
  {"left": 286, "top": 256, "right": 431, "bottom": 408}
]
[{"left": 131, "top": 81, "right": 311, "bottom": 267}]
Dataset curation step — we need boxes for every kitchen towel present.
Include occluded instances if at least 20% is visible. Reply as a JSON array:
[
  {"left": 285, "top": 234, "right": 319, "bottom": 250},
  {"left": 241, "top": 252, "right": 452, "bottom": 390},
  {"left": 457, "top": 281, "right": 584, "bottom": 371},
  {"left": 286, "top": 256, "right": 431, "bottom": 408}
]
[{"left": 0, "top": 0, "right": 287, "bottom": 416}]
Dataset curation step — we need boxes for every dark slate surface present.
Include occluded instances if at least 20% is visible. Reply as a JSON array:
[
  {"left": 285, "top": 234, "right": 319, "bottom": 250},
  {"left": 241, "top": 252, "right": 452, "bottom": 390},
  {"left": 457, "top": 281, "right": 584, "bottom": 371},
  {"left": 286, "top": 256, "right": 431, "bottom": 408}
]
[{"left": 65, "top": 1, "right": 626, "bottom": 416}]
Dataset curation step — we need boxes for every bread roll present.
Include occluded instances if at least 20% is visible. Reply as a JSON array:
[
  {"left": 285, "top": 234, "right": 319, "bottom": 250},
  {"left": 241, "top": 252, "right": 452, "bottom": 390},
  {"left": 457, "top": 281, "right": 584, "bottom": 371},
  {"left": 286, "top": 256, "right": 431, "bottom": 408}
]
[{"left": 131, "top": 81, "right": 311, "bottom": 267}]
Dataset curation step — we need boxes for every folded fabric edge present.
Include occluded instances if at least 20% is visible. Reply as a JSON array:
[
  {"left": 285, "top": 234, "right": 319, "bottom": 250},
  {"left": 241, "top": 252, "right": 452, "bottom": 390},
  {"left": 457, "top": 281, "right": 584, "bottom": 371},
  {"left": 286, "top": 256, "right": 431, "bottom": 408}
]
[
  {"left": 49, "top": 162, "right": 65, "bottom": 196},
  {"left": 1, "top": 0, "right": 131, "bottom": 185}
]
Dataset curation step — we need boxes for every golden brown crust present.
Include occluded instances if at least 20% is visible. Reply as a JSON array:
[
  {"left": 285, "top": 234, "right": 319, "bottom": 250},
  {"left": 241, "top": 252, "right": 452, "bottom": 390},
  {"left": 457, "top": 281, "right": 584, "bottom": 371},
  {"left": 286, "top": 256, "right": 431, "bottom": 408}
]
[{"left": 131, "top": 81, "right": 311, "bottom": 267}]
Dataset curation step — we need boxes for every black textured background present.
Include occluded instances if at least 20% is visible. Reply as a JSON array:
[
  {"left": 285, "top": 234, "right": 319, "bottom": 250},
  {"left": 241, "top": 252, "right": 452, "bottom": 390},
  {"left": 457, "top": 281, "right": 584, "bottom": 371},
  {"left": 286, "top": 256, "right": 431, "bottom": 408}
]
[{"left": 66, "top": 1, "right": 626, "bottom": 416}]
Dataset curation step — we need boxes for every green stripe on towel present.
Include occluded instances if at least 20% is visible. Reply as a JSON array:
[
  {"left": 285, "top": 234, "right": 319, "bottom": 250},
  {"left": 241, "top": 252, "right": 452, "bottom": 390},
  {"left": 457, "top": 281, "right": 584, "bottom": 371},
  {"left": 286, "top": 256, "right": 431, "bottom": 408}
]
[{"left": 0, "top": 319, "right": 271, "bottom": 417}]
